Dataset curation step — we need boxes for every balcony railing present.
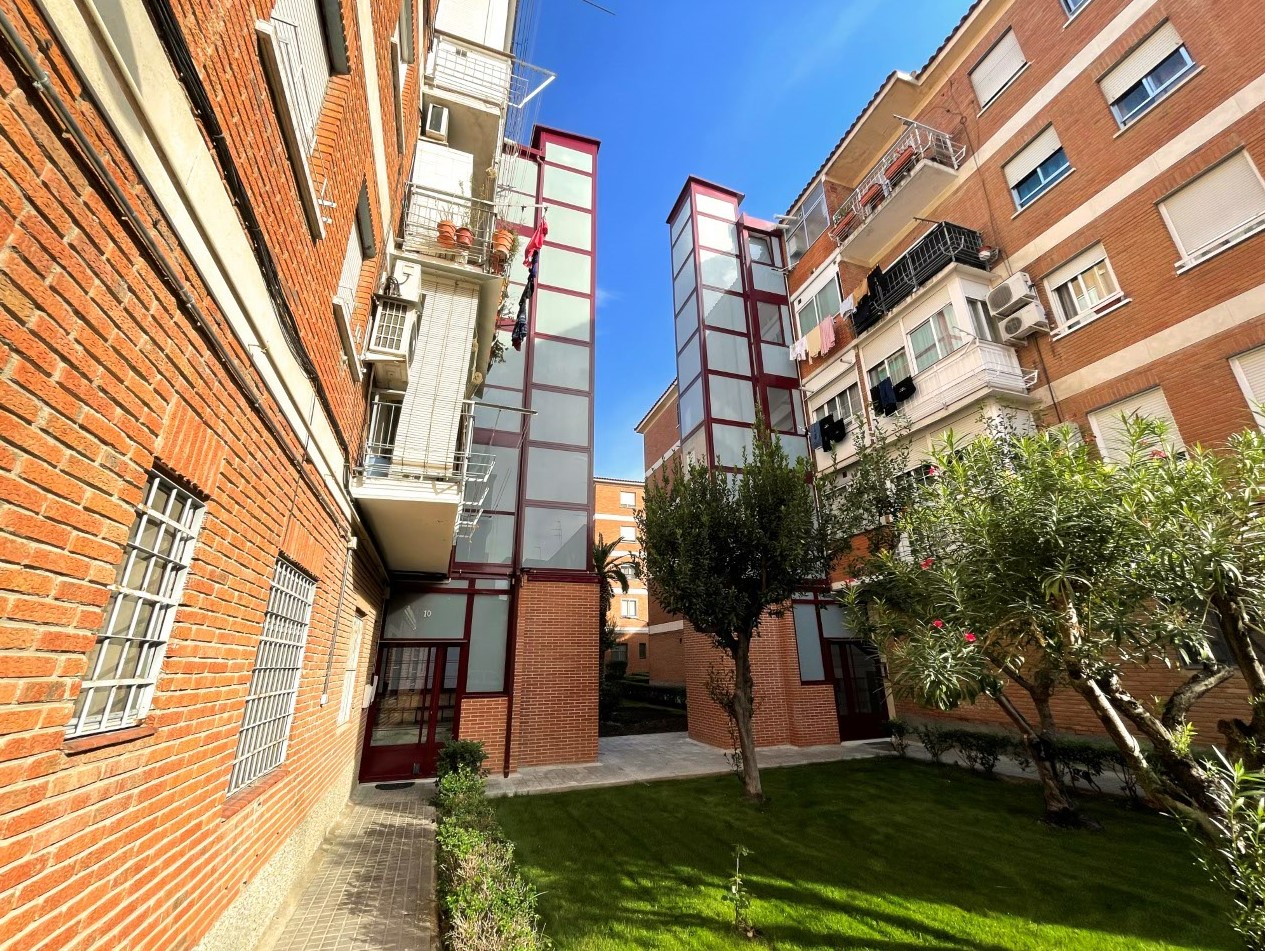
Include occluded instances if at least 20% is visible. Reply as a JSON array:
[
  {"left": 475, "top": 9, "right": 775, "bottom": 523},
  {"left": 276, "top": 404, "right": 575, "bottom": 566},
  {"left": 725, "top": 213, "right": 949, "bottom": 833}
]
[
  {"left": 901, "top": 340, "right": 1030, "bottom": 428},
  {"left": 854, "top": 222, "right": 985, "bottom": 334},
  {"left": 831, "top": 121, "right": 966, "bottom": 243},
  {"left": 355, "top": 397, "right": 494, "bottom": 537},
  {"left": 400, "top": 184, "right": 500, "bottom": 272}
]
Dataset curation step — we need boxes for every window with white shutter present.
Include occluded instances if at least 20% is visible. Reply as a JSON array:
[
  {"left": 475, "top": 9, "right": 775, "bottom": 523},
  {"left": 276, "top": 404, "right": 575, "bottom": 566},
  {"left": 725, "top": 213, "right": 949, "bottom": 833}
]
[
  {"left": 1005, "top": 126, "right": 1071, "bottom": 209},
  {"left": 1088, "top": 387, "right": 1184, "bottom": 461},
  {"left": 1043, "top": 243, "right": 1124, "bottom": 332},
  {"left": 1100, "top": 22, "right": 1195, "bottom": 127},
  {"left": 1231, "top": 346, "right": 1265, "bottom": 430},
  {"left": 1160, "top": 152, "right": 1265, "bottom": 267},
  {"left": 970, "top": 30, "right": 1026, "bottom": 109},
  {"left": 336, "top": 219, "right": 364, "bottom": 313}
]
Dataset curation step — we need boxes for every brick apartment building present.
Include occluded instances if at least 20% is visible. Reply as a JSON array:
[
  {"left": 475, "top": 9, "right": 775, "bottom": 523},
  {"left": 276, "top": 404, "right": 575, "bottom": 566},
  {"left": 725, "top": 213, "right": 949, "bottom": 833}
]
[
  {"left": 640, "top": 0, "right": 1264, "bottom": 752},
  {"left": 593, "top": 477, "right": 650, "bottom": 675},
  {"left": 0, "top": 0, "right": 598, "bottom": 948}
]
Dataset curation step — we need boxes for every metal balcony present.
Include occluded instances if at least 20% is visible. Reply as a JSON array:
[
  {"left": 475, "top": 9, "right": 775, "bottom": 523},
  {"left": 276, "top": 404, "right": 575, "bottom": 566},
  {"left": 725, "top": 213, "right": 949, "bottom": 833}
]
[
  {"left": 831, "top": 121, "right": 967, "bottom": 264},
  {"left": 854, "top": 223, "right": 985, "bottom": 334},
  {"left": 399, "top": 184, "right": 500, "bottom": 273}
]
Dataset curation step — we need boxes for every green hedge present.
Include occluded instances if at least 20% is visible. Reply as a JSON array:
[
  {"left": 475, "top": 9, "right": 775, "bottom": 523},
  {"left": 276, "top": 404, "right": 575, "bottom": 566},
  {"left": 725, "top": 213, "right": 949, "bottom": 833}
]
[
  {"left": 889, "top": 718, "right": 1144, "bottom": 801},
  {"left": 616, "top": 679, "right": 687, "bottom": 709},
  {"left": 434, "top": 768, "right": 551, "bottom": 949}
]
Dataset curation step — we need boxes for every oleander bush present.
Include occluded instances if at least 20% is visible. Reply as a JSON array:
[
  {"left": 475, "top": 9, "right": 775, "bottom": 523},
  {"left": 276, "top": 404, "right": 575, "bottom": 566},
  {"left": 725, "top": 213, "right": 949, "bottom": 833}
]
[{"left": 436, "top": 739, "right": 488, "bottom": 781}]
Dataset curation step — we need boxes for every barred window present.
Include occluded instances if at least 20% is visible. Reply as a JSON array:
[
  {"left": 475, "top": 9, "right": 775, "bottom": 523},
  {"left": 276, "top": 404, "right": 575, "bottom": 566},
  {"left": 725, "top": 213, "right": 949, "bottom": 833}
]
[
  {"left": 228, "top": 558, "right": 316, "bottom": 795},
  {"left": 67, "top": 474, "right": 204, "bottom": 738}
]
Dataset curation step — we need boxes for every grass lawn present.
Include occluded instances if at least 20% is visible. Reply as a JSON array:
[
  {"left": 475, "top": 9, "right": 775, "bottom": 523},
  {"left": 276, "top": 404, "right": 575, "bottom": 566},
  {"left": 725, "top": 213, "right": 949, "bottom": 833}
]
[{"left": 494, "top": 757, "right": 1233, "bottom": 950}]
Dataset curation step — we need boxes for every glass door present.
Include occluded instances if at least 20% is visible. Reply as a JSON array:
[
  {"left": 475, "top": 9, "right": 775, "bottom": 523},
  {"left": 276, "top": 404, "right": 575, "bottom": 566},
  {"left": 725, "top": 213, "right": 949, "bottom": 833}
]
[
  {"left": 360, "top": 643, "right": 463, "bottom": 781},
  {"left": 828, "top": 641, "right": 888, "bottom": 741}
]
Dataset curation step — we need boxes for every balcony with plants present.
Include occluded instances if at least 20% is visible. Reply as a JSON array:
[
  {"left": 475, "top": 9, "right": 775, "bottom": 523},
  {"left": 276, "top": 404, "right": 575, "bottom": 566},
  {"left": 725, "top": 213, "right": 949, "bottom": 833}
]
[
  {"left": 399, "top": 183, "right": 517, "bottom": 275},
  {"left": 830, "top": 120, "right": 966, "bottom": 265}
]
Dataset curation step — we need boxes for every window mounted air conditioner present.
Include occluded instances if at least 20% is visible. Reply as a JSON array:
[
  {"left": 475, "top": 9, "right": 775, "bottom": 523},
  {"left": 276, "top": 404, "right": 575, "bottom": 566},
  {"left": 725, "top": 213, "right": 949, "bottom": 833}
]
[
  {"left": 424, "top": 102, "right": 450, "bottom": 143},
  {"left": 1000, "top": 301, "right": 1050, "bottom": 344},
  {"left": 364, "top": 296, "right": 420, "bottom": 365},
  {"left": 986, "top": 271, "right": 1037, "bottom": 317}
]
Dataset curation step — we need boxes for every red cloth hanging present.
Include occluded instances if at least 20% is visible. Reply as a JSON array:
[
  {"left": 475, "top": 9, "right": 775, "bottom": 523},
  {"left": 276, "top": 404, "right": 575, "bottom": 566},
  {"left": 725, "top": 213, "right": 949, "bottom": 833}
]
[{"left": 523, "top": 219, "right": 549, "bottom": 267}]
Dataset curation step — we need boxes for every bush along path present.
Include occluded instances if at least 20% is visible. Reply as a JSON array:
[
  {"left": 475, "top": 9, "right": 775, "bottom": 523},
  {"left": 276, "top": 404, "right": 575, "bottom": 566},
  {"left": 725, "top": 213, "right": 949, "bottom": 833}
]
[{"left": 433, "top": 741, "right": 550, "bottom": 950}]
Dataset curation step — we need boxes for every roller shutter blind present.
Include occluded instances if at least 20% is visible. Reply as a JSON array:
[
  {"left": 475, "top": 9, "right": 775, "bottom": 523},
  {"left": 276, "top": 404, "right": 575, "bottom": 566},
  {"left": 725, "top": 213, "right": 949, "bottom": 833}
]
[
  {"left": 1100, "top": 21, "right": 1183, "bottom": 104},
  {"left": 1089, "top": 387, "right": 1183, "bottom": 460},
  {"left": 970, "top": 30, "right": 1026, "bottom": 107},
  {"left": 1044, "top": 243, "right": 1108, "bottom": 291},
  {"left": 1160, "top": 152, "right": 1265, "bottom": 262},
  {"left": 1232, "top": 346, "right": 1265, "bottom": 427},
  {"left": 1004, "top": 126, "right": 1062, "bottom": 188}
]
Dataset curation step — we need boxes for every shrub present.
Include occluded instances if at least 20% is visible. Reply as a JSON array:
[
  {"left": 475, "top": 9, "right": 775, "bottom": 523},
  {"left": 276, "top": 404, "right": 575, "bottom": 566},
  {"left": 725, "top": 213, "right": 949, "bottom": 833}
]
[
  {"left": 434, "top": 768, "right": 551, "bottom": 950},
  {"left": 952, "top": 729, "right": 1010, "bottom": 776},
  {"left": 437, "top": 739, "right": 488, "bottom": 781},
  {"left": 886, "top": 719, "right": 910, "bottom": 757},
  {"left": 916, "top": 723, "right": 954, "bottom": 764}
]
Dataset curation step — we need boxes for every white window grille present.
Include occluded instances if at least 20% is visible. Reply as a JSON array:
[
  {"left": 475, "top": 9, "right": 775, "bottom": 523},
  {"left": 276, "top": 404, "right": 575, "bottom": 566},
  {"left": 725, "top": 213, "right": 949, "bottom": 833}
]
[
  {"left": 66, "top": 474, "right": 204, "bottom": 738},
  {"left": 1160, "top": 151, "right": 1265, "bottom": 268},
  {"left": 970, "top": 29, "right": 1026, "bottom": 108},
  {"left": 228, "top": 558, "right": 316, "bottom": 795},
  {"left": 620, "top": 599, "right": 638, "bottom": 619},
  {"left": 370, "top": 296, "right": 413, "bottom": 352},
  {"left": 337, "top": 613, "right": 363, "bottom": 726}
]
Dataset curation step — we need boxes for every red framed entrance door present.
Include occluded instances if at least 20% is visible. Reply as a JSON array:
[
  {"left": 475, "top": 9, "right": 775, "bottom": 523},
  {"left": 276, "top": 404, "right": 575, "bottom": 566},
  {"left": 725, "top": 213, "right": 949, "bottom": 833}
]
[
  {"left": 828, "top": 640, "right": 888, "bottom": 741},
  {"left": 360, "top": 644, "right": 462, "bottom": 781}
]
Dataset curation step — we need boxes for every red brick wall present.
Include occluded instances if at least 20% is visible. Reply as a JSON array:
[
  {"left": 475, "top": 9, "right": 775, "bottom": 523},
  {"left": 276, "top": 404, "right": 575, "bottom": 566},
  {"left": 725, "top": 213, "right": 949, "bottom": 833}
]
[
  {"left": 0, "top": 0, "right": 411, "bottom": 947},
  {"left": 458, "top": 695, "right": 508, "bottom": 773},
  {"left": 682, "top": 613, "right": 839, "bottom": 751},
  {"left": 508, "top": 574, "right": 600, "bottom": 768},
  {"left": 648, "top": 627, "right": 686, "bottom": 686}
]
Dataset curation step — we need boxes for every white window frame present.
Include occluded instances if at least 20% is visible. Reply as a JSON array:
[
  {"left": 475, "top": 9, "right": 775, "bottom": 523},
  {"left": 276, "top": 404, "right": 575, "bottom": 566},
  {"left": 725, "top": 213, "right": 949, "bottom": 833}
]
[
  {"left": 618, "top": 490, "right": 636, "bottom": 508},
  {"left": 908, "top": 305, "right": 966, "bottom": 374},
  {"left": 619, "top": 563, "right": 637, "bottom": 580},
  {"left": 337, "top": 612, "right": 364, "bottom": 726},
  {"left": 1060, "top": 0, "right": 1094, "bottom": 15},
  {"left": 1230, "top": 345, "right": 1265, "bottom": 430},
  {"left": 969, "top": 29, "right": 1027, "bottom": 111},
  {"left": 1109, "top": 45, "right": 1195, "bottom": 127},
  {"left": 967, "top": 298, "right": 999, "bottom": 342},
  {"left": 620, "top": 598, "right": 638, "bottom": 619},
  {"left": 1159, "top": 151, "right": 1265, "bottom": 271},
  {"left": 66, "top": 474, "right": 205, "bottom": 738},
  {"left": 1087, "top": 387, "right": 1184, "bottom": 461},
  {"left": 786, "top": 181, "right": 829, "bottom": 264},
  {"left": 816, "top": 383, "right": 864, "bottom": 429},
  {"left": 619, "top": 525, "right": 637, "bottom": 542},
  {"left": 1011, "top": 147, "right": 1071, "bottom": 210},
  {"left": 228, "top": 558, "right": 316, "bottom": 796},
  {"left": 796, "top": 275, "right": 843, "bottom": 336},
  {"left": 867, "top": 348, "right": 911, "bottom": 388},
  {"left": 1043, "top": 245, "right": 1126, "bottom": 335}
]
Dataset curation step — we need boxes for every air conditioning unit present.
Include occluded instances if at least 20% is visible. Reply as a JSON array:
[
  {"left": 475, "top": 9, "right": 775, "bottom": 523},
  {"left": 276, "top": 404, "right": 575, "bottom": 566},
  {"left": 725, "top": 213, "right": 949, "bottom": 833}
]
[
  {"left": 999, "top": 301, "right": 1049, "bottom": 344},
  {"left": 364, "top": 297, "right": 420, "bottom": 365},
  {"left": 986, "top": 272, "right": 1037, "bottom": 317},
  {"left": 423, "top": 102, "right": 450, "bottom": 143}
]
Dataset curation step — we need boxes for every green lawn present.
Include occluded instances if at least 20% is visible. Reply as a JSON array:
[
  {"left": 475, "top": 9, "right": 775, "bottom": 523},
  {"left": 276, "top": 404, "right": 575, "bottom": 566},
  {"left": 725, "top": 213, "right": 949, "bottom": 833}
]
[{"left": 494, "top": 758, "right": 1234, "bottom": 950}]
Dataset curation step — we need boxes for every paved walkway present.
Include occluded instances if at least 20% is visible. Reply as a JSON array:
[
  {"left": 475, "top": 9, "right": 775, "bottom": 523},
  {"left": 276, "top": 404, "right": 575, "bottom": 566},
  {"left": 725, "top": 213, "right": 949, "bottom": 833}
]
[
  {"left": 258, "top": 785, "right": 436, "bottom": 951},
  {"left": 485, "top": 732, "right": 892, "bottom": 797}
]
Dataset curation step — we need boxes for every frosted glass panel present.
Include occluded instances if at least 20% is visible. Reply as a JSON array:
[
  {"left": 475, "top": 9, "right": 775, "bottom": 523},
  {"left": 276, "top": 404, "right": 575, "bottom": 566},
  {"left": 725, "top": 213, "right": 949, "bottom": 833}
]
[
  {"left": 678, "top": 333, "right": 701, "bottom": 386},
  {"left": 705, "top": 331, "right": 751, "bottom": 376},
  {"left": 539, "top": 246, "right": 591, "bottom": 294},
  {"left": 671, "top": 206, "right": 691, "bottom": 244},
  {"left": 794, "top": 603, "right": 825, "bottom": 681},
  {"left": 529, "top": 390, "right": 589, "bottom": 446},
  {"left": 752, "top": 262, "right": 785, "bottom": 295},
  {"left": 681, "top": 427, "right": 707, "bottom": 464},
  {"left": 673, "top": 252, "right": 696, "bottom": 312},
  {"left": 761, "top": 342, "right": 796, "bottom": 378},
  {"left": 699, "top": 249, "right": 741, "bottom": 292},
  {"left": 695, "top": 194, "right": 737, "bottom": 220},
  {"left": 758, "top": 302, "right": 790, "bottom": 343},
  {"left": 696, "top": 216, "right": 738, "bottom": 254},
  {"left": 474, "top": 442, "right": 519, "bottom": 511},
  {"left": 542, "top": 164, "right": 591, "bottom": 208},
  {"left": 526, "top": 447, "right": 589, "bottom": 504},
  {"left": 768, "top": 388, "right": 797, "bottom": 432},
  {"left": 457, "top": 513, "right": 515, "bottom": 566},
  {"left": 708, "top": 375, "right": 755, "bottom": 423},
  {"left": 535, "top": 289, "right": 590, "bottom": 342},
  {"left": 485, "top": 337, "right": 526, "bottom": 387},
  {"left": 702, "top": 289, "right": 746, "bottom": 332},
  {"left": 712, "top": 424, "right": 754, "bottom": 467},
  {"left": 466, "top": 596, "right": 509, "bottom": 692},
  {"left": 532, "top": 338, "right": 590, "bottom": 391},
  {"left": 820, "top": 604, "right": 851, "bottom": 639},
  {"left": 501, "top": 154, "right": 539, "bottom": 193},
  {"left": 384, "top": 591, "right": 466, "bottom": 639},
  {"left": 779, "top": 433, "right": 808, "bottom": 466},
  {"left": 672, "top": 224, "right": 693, "bottom": 275},
  {"left": 548, "top": 205, "right": 592, "bottom": 251},
  {"left": 679, "top": 379, "right": 704, "bottom": 436},
  {"left": 675, "top": 292, "right": 698, "bottom": 349},
  {"left": 474, "top": 399, "right": 524, "bottom": 436},
  {"left": 545, "top": 142, "right": 593, "bottom": 172},
  {"left": 522, "top": 507, "right": 589, "bottom": 569}
]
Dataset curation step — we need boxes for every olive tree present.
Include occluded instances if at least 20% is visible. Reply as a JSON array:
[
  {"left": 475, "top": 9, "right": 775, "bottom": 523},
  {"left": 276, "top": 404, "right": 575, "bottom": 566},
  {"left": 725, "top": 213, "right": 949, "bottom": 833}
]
[{"left": 638, "top": 422, "right": 839, "bottom": 802}]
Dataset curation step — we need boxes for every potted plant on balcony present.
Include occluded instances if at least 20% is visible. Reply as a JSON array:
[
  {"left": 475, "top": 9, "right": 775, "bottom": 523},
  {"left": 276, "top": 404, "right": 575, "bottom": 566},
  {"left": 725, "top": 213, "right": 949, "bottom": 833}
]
[
  {"left": 491, "top": 223, "right": 515, "bottom": 265},
  {"left": 859, "top": 182, "right": 885, "bottom": 209},
  {"left": 884, "top": 145, "right": 916, "bottom": 183},
  {"left": 455, "top": 177, "right": 476, "bottom": 252}
]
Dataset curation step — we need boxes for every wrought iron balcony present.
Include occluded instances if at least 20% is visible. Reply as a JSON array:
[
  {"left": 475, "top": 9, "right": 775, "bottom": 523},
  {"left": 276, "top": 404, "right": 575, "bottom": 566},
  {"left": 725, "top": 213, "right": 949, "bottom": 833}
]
[
  {"left": 831, "top": 121, "right": 967, "bottom": 264},
  {"left": 399, "top": 184, "right": 500, "bottom": 272},
  {"left": 853, "top": 222, "right": 985, "bottom": 334}
]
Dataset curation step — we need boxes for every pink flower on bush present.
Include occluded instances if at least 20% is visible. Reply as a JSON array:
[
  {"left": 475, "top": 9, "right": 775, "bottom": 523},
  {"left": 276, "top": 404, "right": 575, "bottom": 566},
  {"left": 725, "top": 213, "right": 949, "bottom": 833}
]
[
  {"left": 964, "top": 632, "right": 977, "bottom": 643},
  {"left": 1150, "top": 448, "right": 1168, "bottom": 459},
  {"left": 920, "top": 557, "right": 935, "bottom": 570},
  {"left": 932, "top": 619, "right": 944, "bottom": 629},
  {"left": 927, "top": 466, "right": 939, "bottom": 477}
]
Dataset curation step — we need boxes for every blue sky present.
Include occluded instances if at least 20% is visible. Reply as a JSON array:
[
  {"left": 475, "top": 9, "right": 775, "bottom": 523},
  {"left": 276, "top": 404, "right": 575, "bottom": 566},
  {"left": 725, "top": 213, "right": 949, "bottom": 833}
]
[{"left": 528, "top": 0, "right": 970, "bottom": 479}]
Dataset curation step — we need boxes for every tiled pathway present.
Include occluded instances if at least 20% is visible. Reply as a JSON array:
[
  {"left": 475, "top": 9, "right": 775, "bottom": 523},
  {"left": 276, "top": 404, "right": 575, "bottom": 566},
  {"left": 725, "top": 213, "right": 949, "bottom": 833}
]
[
  {"left": 259, "top": 785, "right": 436, "bottom": 951},
  {"left": 485, "top": 731, "right": 892, "bottom": 797}
]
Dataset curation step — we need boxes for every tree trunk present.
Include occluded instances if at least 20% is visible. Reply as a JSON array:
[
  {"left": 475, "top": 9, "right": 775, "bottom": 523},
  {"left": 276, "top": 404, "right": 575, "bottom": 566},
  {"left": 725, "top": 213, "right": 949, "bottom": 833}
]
[
  {"left": 1213, "top": 593, "right": 1265, "bottom": 770},
  {"left": 732, "top": 635, "right": 763, "bottom": 802},
  {"left": 992, "top": 691, "right": 1081, "bottom": 826}
]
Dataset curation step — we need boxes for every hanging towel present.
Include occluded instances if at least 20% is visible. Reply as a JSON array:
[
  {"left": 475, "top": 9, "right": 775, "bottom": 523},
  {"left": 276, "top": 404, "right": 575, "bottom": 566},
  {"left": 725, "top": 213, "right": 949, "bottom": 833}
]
[
  {"left": 840, "top": 293, "right": 856, "bottom": 315},
  {"left": 523, "top": 219, "right": 549, "bottom": 267},
  {"left": 806, "top": 321, "right": 823, "bottom": 359},
  {"left": 819, "top": 314, "right": 837, "bottom": 353},
  {"left": 789, "top": 336, "right": 810, "bottom": 362}
]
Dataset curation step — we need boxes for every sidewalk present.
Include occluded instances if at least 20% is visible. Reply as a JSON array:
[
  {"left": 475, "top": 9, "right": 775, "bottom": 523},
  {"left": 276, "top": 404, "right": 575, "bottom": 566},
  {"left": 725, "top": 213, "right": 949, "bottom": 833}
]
[
  {"left": 485, "top": 731, "right": 892, "bottom": 797},
  {"left": 256, "top": 784, "right": 437, "bottom": 951}
]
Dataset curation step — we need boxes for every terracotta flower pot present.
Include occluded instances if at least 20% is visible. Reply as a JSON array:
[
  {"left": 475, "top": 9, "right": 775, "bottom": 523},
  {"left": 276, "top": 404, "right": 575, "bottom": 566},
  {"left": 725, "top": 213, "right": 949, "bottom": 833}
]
[
  {"left": 455, "top": 226, "right": 474, "bottom": 248},
  {"left": 884, "top": 146, "right": 916, "bottom": 181},
  {"left": 859, "top": 183, "right": 885, "bottom": 207},
  {"left": 437, "top": 219, "right": 457, "bottom": 247},
  {"left": 491, "top": 227, "right": 514, "bottom": 261}
]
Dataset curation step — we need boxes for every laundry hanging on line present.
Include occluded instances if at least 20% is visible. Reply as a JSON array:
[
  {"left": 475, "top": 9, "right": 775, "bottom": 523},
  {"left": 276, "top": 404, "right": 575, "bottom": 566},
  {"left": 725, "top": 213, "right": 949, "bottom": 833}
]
[
  {"left": 512, "top": 248, "right": 540, "bottom": 351},
  {"left": 818, "top": 313, "right": 837, "bottom": 353},
  {"left": 522, "top": 218, "right": 548, "bottom": 267}
]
